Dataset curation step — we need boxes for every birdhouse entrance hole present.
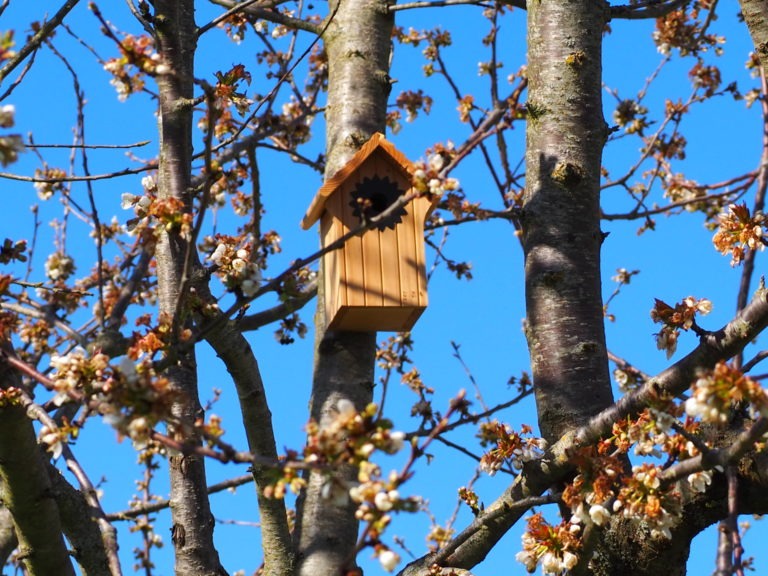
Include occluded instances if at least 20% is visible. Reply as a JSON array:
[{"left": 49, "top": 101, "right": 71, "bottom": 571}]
[{"left": 350, "top": 175, "right": 408, "bottom": 231}]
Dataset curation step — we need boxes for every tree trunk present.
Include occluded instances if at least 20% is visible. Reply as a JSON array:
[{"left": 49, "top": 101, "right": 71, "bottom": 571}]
[
  {"left": 153, "top": 2, "right": 224, "bottom": 574},
  {"left": 522, "top": 0, "right": 614, "bottom": 442},
  {"left": 293, "top": 1, "right": 394, "bottom": 574},
  {"left": 740, "top": 0, "right": 768, "bottom": 72}
]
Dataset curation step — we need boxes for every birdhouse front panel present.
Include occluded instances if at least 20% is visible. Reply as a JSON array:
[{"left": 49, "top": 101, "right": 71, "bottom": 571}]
[{"left": 303, "top": 132, "right": 435, "bottom": 332}]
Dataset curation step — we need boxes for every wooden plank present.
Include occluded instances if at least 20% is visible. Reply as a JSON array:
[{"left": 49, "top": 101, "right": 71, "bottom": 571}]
[
  {"left": 322, "top": 203, "right": 341, "bottom": 326},
  {"left": 340, "top": 179, "right": 366, "bottom": 307},
  {"left": 362, "top": 229, "right": 383, "bottom": 306},
  {"left": 412, "top": 194, "right": 432, "bottom": 307},
  {"left": 396, "top": 200, "right": 419, "bottom": 308},
  {"left": 330, "top": 306, "right": 426, "bottom": 332}
]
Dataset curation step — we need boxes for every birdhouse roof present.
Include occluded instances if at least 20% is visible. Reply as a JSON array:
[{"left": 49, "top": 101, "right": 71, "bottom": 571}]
[{"left": 301, "top": 132, "right": 413, "bottom": 230}]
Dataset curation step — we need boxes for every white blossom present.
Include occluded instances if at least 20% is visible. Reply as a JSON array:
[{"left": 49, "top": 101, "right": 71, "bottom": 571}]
[
  {"left": 687, "top": 470, "right": 713, "bottom": 494},
  {"left": 374, "top": 491, "right": 394, "bottom": 511},
  {"left": 515, "top": 550, "right": 537, "bottom": 572},
  {"left": 428, "top": 153, "right": 445, "bottom": 172},
  {"left": 209, "top": 243, "right": 228, "bottom": 266},
  {"left": 378, "top": 550, "right": 399, "bottom": 572},
  {"left": 121, "top": 193, "right": 138, "bottom": 209},
  {"left": 141, "top": 175, "right": 157, "bottom": 192},
  {"left": 388, "top": 430, "right": 406, "bottom": 452},
  {"left": 589, "top": 504, "right": 611, "bottom": 526},
  {"left": 39, "top": 426, "right": 64, "bottom": 459}
]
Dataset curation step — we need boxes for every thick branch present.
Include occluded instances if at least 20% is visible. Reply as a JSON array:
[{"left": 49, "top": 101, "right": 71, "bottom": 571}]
[
  {"left": 610, "top": 0, "right": 689, "bottom": 20},
  {"left": 0, "top": 343, "right": 75, "bottom": 576},
  {"left": 153, "top": 2, "right": 224, "bottom": 574},
  {"left": 203, "top": 313, "right": 293, "bottom": 576},
  {"left": 206, "top": 0, "right": 322, "bottom": 35},
  {"left": 46, "top": 462, "right": 119, "bottom": 576},
  {"left": 400, "top": 288, "right": 768, "bottom": 574}
]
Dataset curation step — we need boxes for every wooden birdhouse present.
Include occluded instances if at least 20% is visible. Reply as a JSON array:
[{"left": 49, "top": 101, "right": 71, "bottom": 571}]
[{"left": 301, "top": 132, "right": 436, "bottom": 332}]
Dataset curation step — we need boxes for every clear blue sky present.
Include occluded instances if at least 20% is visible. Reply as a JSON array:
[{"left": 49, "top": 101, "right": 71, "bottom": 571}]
[{"left": 0, "top": 2, "right": 763, "bottom": 574}]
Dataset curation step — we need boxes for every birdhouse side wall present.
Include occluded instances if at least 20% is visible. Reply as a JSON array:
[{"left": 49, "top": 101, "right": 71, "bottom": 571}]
[{"left": 320, "top": 198, "right": 343, "bottom": 330}]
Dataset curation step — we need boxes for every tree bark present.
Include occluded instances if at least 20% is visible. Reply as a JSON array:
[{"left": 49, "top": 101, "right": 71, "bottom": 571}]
[
  {"left": 153, "top": 2, "right": 224, "bottom": 574},
  {"left": 47, "top": 461, "right": 116, "bottom": 576},
  {"left": 204, "top": 318, "right": 293, "bottom": 576},
  {"left": 293, "top": 1, "right": 394, "bottom": 574},
  {"left": 740, "top": 0, "right": 768, "bottom": 72},
  {"left": 0, "top": 343, "right": 76, "bottom": 576},
  {"left": 521, "top": 0, "right": 614, "bottom": 442},
  {"left": 0, "top": 504, "right": 17, "bottom": 566}
]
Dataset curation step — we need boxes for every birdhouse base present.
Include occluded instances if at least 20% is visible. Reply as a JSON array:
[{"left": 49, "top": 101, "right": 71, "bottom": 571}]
[{"left": 327, "top": 305, "right": 426, "bottom": 332}]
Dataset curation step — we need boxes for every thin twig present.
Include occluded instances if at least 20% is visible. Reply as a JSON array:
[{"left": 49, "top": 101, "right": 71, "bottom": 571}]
[
  {"left": 107, "top": 474, "right": 254, "bottom": 520},
  {"left": 389, "top": 0, "right": 493, "bottom": 11},
  {"left": 25, "top": 141, "right": 151, "bottom": 149},
  {"left": 0, "top": 0, "right": 81, "bottom": 84}
]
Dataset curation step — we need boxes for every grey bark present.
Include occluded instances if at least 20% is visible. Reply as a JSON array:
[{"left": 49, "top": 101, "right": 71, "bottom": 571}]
[
  {"left": 47, "top": 461, "right": 116, "bottom": 576},
  {"left": 153, "top": 1, "right": 225, "bottom": 574},
  {"left": 0, "top": 504, "right": 17, "bottom": 566},
  {"left": 740, "top": 0, "right": 768, "bottom": 71},
  {"left": 293, "top": 0, "right": 395, "bottom": 574},
  {"left": 521, "top": 0, "right": 614, "bottom": 442},
  {"left": 0, "top": 343, "right": 76, "bottom": 576},
  {"left": 204, "top": 318, "right": 293, "bottom": 576}
]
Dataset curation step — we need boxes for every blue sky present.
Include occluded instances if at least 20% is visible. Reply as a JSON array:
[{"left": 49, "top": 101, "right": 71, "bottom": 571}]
[{"left": 0, "top": 1, "right": 764, "bottom": 574}]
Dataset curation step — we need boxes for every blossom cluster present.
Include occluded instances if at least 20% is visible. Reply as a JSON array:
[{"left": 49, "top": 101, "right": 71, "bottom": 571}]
[
  {"left": 45, "top": 252, "right": 76, "bottom": 282},
  {"left": 653, "top": 3, "right": 723, "bottom": 57},
  {"left": 203, "top": 231, "right": 283, "bottom": 298},
  {"left": 562, "top": 449, "right": 624, "bottom": 527},
  {"left": 93, "top": 356, "right": 177, "bottom": 449},
  {"left": 46, "top": 346, "right": 178, "bottom": 450},
  {"left": 350, "top": 460, "right": 419, "bottom": 541},
  {"left": 614, "top": 464, "right": 682, "bottom": 540},
  {"left": 49, "top": 348, "right": 110, "bottom": 406},
  {"left": 102, "top": 34, "right": 166, "bottom": 101},
  {"left": 712, "top": 203, "right": 765, "bottom": 266},
  {"left": 204, "top": 163, "right": 248, "bottom": 209},
  {"left": 206, "top": 237, "right": 261, "bottom": 297},
  {"left": 522, "top": 412, "right": 717, "bottom": 576},
  {"left": 304, "top": 401, "right": 406, "bottom": 467},
  {"left": 663, "top": 173, "right": 706, "bottom": 209},
  {"left": 394, "top": 26, "right": 452, "bottom": 77},
  {"left": 122, "top": 177, "right": 193, "bottom": 239},
  {"left": 612, "top": 99, "right": 648, "bottom": 134},
  {"left": 34, "top": 167, "right": 68, "bottom": 200},
  {"left": 412, "top": 155, "right": 460, "bottom": 199},
  {"left": 650, "top": 296, "right": 712, "bottom": 358},
  {"left": 478, "top": 421, "right": 546, "bottom": 476},
  {"left": 265, "top": 400, "right": 412, "bottom": 572},
  {"left": 685, "top": 361, "right": 768, "bottom": 423},
  {"left": 607, "top": 408, "right": 695, "bottom": 461},
  {"left": 515, "top": 513, "right": 580, "bottom": 575}
]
